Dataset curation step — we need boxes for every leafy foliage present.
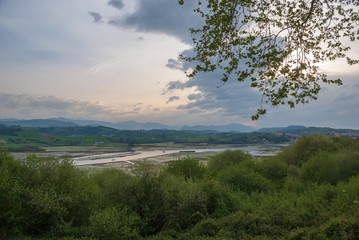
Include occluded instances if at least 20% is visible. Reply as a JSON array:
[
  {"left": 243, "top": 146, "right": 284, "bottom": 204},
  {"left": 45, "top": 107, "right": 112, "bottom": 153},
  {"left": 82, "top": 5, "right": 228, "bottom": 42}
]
[
  {"left": 218, "top": 164, "right": 273, "bottom": 193},
  {"left": 207, "top": 149, "right": 252, "bottom": 171},
  {"left": 166, "top": 157, "right": 206, "bottom": 180},
  {"left": 257, "top": 156, "right": 289, "bottom": 181},
  {"left": 88, "top": 207, "right": 140, "bottom": 240},
  {"left": 179, "top": 0, "right": 359, "bottom": 119},
  {"left": 1, "top": 135, "right": 359, "bottom": 239},
  {"left": 301, "top": 151, "right": 359, "bottom": 184},
  {"left": 278, "top": 134, "right": 359, "bottom": 167},
  {"left": 0, "top": 152, "right": 99, "bottom": 238},
  {"left": 161, "top": 174, "right": 208, "bottom": 230}
]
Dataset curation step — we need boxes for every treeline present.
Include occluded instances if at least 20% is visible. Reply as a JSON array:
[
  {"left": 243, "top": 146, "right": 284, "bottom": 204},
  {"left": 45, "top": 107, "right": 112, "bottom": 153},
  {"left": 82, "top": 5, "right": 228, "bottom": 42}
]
[
  {"left": 260, "top": 126, "right": 359, "bottom": 137},
  {"left": 0, "top": 125, "right": 293, "bottom": 151},
  {"left": 1, "top": 135, "right": 359, "bottom": 239}
]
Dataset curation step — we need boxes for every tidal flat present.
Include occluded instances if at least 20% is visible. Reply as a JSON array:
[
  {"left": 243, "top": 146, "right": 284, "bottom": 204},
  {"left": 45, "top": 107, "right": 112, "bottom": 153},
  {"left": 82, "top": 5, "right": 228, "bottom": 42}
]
[{"left": 12, "top": 143, "right": 286, "bottom": 170}]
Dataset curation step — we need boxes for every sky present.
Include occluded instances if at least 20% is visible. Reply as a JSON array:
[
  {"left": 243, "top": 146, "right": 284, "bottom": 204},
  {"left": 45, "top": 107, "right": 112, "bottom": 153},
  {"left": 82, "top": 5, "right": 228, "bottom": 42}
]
[{"left": 0, "top": 0, "right": 358, "bottom": 129}]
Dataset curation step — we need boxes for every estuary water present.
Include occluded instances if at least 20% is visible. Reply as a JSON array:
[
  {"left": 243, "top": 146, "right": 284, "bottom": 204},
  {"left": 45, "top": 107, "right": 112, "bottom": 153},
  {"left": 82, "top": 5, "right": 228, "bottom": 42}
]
[{"left": 74, "top": 145, "right": 285, "bottom": 166}]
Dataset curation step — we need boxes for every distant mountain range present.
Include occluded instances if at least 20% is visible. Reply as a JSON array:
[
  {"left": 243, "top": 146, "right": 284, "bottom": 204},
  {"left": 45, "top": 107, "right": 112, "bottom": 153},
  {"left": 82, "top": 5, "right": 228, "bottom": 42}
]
[
  {"left": 0, "top": 119, "right": 77, "bottom": 128},
  {"left": 0, "top": 118, "right": 256, "bottom": 132},
  {"left": 0, "top": 118, "right": 358, "bottom": 137}
]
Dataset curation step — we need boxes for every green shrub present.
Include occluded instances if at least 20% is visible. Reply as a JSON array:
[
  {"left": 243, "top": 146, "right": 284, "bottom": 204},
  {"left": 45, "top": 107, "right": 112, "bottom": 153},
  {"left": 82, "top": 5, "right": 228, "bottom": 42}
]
[
  {"left": 300, "top": 151, "right": 359, "bottom": 184},
  {"left": 125, "top": 161, "right": 165, "bottom": 236},
  {"left": 287, "top": 227, "right": 319, "bottom": 240},
  {"left": 208, "top": 150, "right": 252, "bottom": 172},
  {"left": 88, "top": 206, "right": 140, "bottom": 240},
  {"left": 216, "top": 210, "right": 285, "bottom": 239},
  {"left": 143, "top": 230, "right": 178, "bottom": 240},
  {"left": 278, "top": 135, "right": 358, "bottom": 167},
  {"left": 282, "top": 175, "right": 309, "bottom": 194},
  {"left": 191, "top": 218, "right": 219, "bottom": 237},
  {"left": 161, "top": 174, "right": 208, "bottom": 230},
  {"left": 166, "top": 157, "right": 206, "bottom": 180},
  {"left": 92, "top": 168, "right": 134, "bottom": 208},
  {"left": 0, "top": 153, "right": 100, "bottom": 238},
  {"left": 218, "top": 166, "right": 272, "bottom": 193},
  {"left": 199, "top": 179, "right": 242, "bottom": 217},
  {"left": 330, "top": 175, "right": 359, "bottom": 214},
  {"left": 258, "top": 157, "right": 289, "bottom": 181},
  {"left": 319, "top": 217, "right": 351, "bottom": 240},
  {"left": 0, "top": 148, "right": 14, "bottom": 165},
  {"left": 0, "top": 152, "right": 26, "bottom": 236}
]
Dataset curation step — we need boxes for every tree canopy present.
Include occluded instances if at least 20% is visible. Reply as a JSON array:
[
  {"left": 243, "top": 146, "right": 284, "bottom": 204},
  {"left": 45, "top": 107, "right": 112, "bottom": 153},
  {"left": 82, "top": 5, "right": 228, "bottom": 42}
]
[{"left": 179, "top": 0, "right": 359, "bottom": 120}]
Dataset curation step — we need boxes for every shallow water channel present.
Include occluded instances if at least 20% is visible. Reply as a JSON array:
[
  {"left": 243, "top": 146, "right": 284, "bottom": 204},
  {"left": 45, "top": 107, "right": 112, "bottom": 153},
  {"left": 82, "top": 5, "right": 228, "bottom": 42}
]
[{"left": 73, "top": 145, "right": 285, "bottom": 166}]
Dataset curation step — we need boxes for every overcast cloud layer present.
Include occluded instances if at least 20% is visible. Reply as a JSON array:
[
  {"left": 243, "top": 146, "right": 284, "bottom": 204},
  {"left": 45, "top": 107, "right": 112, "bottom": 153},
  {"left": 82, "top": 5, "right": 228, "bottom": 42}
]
[{"left": 0, "top": 0, "right": 358, "bottom": 128}]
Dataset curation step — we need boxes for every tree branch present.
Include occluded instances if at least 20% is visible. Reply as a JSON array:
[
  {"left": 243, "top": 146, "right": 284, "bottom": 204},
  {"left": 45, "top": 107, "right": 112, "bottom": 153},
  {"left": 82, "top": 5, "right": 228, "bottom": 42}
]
[{"left": 302, "top": 0, "right": 316, "bottom": 26}]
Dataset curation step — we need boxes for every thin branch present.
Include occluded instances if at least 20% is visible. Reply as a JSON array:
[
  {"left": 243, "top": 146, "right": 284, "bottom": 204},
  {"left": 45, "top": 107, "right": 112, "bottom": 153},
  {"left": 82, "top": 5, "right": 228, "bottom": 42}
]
[{"left": 302, "top": 0, "right": 317, "bottom": 26}]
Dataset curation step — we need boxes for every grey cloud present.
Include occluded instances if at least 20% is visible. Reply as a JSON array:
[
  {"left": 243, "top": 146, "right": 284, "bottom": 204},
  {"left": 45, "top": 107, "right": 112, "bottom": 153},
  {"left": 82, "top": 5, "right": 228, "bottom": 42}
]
[
  {"left": 188, "top": 93, "right": 202, "bottom": 101},
  {"left": 164, "top": 80, "right": 188, "bottom": 92},
  {"left": 166, "top": 58, "right": 183, "bottom": 70},
  {"left": 335, "top": 93, "right": 359, "bottom": 103},
  {"left": 187, "top": 108, "right": 206, "bottom": 114},
  {"left": 89, "top": 12, "right": 104, "bottom": 23},
  {"left": 146, "top": 105, "right": 161, "bottom": 112},
  {"left": 334, "top": 82, "right": 359, "bottom": 103},
  {"left": 166, "top": 96, "right": 180, "bottom": 104},
  {"left": 110, "top": 0, "right": 203, "bottom": 44},
  {"left": 108, "top": 0, "right": 124, "bottom": 10},
  {"left": 132, "top": 103, "right": 143, "bottom": 112},
  {"left": 255, "top": 78, "right": 359, "bottom": 129},
  {"left": 164, "top": 48, "right": 359, "bottom": 127},
  {"left": 164, "top": 49, "right": 261, "bottom": 118},
  {"left": 166, "top": 49, "right": 195, "bottom": 70},
  {"left": 0, "top": 93, "right": 115, "bottom": 119},
  {"left": 134, "top": 103, "right": 142, "bottom": 107}
]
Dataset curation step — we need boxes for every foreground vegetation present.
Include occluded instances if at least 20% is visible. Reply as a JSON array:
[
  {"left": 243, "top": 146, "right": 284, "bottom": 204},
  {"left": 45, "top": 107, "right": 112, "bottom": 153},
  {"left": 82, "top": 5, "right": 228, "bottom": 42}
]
[{"left": 1, "top": 135, "right": 359, "bottom": 239}]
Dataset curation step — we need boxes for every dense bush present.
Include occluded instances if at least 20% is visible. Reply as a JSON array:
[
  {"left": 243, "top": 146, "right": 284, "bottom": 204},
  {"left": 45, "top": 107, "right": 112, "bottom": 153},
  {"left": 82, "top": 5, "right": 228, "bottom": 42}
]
[
  {"left": 191, "top": 218, "right": 219, "bottom": 237},
  {"left": 218, "top": 166, "right": 273, "bottom": 193},
  {"left": 278, "top": 135, "right": 359, "bottom": 167},
  {"left": 0, "top": 153, "right": 100, "bottom": 238},
  {"left": 207, "top": 150, "right": 252, "bottom": 172},
  {"left": 161, "top": 174, "right": 208, "bottom": 230},
  {"left": 301, "top": 151, "right": 359, "bottom": 184},
  {"left": 92, "top": 168, "right": 134, "bottom": 208},
  {"left": 166, "top": 157, "right": 206, "bottom": 180},
  {"left": 124, "top": 161, "right": 166, "bottom": 236},
  {"left": 257, "top": 157, "right": 289, "bottom": 181},
  {"left": 88, "top": 206, "right": 140, "bottom": 240},
  {"left": 199, "top": 179, "right": 242, "bottom": 217},
  {"left": 1, "top": 135, "right": 359, "bottom": 239}
]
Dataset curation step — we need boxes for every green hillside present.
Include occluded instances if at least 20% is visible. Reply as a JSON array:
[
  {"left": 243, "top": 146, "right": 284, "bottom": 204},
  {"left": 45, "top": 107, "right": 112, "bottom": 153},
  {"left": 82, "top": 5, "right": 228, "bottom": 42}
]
[
  {"left": 0, "top": 125, "right": 293, "bottom": 152},
  {"left": 2, "top": 124, "right": 358, "bottom": 152},
  {"left": 260, "top": 126, "right": 359, "bottom": 137},
  {"left": 0, "top": 126, "right": 121, "bottom": 151}
]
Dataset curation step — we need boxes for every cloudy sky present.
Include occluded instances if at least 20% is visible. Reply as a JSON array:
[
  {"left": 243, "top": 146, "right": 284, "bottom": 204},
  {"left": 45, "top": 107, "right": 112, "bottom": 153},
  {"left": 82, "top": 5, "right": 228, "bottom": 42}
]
[{"left": 0, "top": 0, "right": 358, "bottom": 129}]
